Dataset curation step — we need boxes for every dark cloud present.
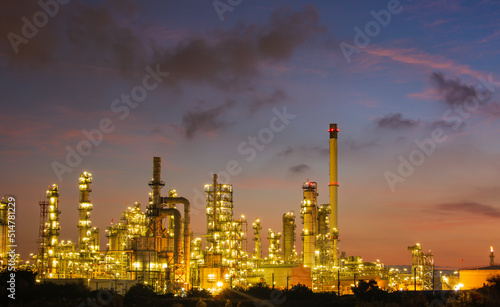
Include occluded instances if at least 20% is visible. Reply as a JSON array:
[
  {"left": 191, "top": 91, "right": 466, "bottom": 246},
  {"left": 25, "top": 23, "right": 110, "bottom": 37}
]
[
  {"left": 375, "top": 113, "right": 420, "bottom": 130},
  {"left": 276, "top": 145, "right": 328, "bottom": 158},
  {"left": 106, "top": 0, "right": 138, "bottom": 17},
  {"left": 66, "top": 2, "right": 146, "bottom": 76},
  {"left": 277, "top": 146, "right": 293, "bottom": 157},
  {"left": 430, "top": 72, "right": 486, "bottom": 107},
  {"left": 154, "top": 5, "right": 325, "bottom": 90},
  {"left": 0, "top": 1, "right": 145, "bottom": 74},
  {"left": 308, "top": 146, "right": 329, "bottom": 156},
  {"left": 341, "top": 139, "right": 378, "bottom": 153},
  {"left": 182, "top": 99, "right": 236, "bottom": 139},
  {"left": 2, "top": 2, "right": 324, "bottom": 84},
  {"left": 289, "top": 163, "right": 311, "bottom": 174},
  {"left": 0, "top": 1, "right": 62, "bottom": 67},
  {"left": 434, "top": 202, "right": 500, "bottom": 218},
  {"left": 250, "top": 89, "right": 288, "bottom": 113},
  {"left": 257, "top": 5, "right": 326, "bottom": 60},
  {"left": 427, "top": 119, "right": 465, "bottom": 132}
]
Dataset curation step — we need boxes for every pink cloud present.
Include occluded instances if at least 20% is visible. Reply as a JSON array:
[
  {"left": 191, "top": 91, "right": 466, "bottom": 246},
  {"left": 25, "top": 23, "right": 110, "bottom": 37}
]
[
  {"left": 303, "top": 68, "right": 328, "bottom": 77},
  {"left": 423, "top": 19, "right": 451, "bottom": 28},
  {"left": 105, "top": 130, "right": 176, "bottom": 147},
  {"left": 0, "top": 115, "right": 53, "bottom": 149},
  {"left": 258, "top": 60, "right": 293, "bottom": 77},
  {"left": 407, "top": 87, "right": 441, "bottom": 101},
  {"left": 356, "top": 99, "right": 378, "bottom": 108},
  {"left": 235, "top": 177, "right": 291, "bottom": 190},
  {"left": 144, "top": 26, "right": 189, "bottom": 43},
  {"left": 363, "top": 46, "right": 483, "bottom": 79}
]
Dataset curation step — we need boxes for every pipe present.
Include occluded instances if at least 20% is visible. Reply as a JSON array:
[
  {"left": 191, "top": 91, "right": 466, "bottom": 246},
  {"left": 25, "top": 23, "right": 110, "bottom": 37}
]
[
  {"left": 162, "top": 196, "right": 191, "bottom": 287},
  {"left": 158, "top": 208, "right": 181, "bottom": 268}
]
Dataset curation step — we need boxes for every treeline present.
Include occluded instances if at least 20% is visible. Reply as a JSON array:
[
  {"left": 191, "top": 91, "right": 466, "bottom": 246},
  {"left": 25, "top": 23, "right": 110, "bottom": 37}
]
[{"left": 3, "top": 269, "right": 500, "bottom": 306}]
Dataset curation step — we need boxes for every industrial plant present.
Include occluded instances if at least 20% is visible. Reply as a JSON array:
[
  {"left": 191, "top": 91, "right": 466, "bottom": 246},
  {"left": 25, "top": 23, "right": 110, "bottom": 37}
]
[{"left": 2, "top": 123, "right": 468, "bottom": 294}]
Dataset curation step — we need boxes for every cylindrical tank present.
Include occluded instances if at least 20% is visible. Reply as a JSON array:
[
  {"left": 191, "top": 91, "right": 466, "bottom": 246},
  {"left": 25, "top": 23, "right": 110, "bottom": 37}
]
[
  {"left": 301, "top": 181, "right": 317, "bottom": 268},
  {"left": 317, "top": 204, "right": 330, "bottom": 236},
  {"left": 282, "top": 211, "right": 296, "bottom": 263},
  {"left": 107, "top": 223, "right": 128, "bottom": 251},
  {"left": 91, "top": 227, "right": 100, "bottom": 251}
]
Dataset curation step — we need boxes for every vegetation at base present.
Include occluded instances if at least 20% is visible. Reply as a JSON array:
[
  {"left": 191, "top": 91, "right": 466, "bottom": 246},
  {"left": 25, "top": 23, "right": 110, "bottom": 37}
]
[
  {"left": 352, "top": 279, "right": 388, "bottom": 301},
  {"left": 123, "top": 283, "right": 156, "bottom": 305},
  {"left": 186, "top": 288, "right": 213, "bottom": 298},
  {"left": 7, "top": 268, "right": 500, "bottom": 306}
]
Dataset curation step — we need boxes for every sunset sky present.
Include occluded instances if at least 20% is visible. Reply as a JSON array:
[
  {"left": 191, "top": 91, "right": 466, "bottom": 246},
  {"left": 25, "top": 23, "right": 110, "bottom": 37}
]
[{"left": 2, "top": 0, "right": 500, "bottom": 268}]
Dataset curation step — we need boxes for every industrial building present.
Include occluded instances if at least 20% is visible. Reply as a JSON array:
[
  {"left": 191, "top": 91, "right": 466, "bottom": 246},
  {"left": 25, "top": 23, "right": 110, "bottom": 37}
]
[
  {"left": 3, "top": 123, "right": 438, "bottom": 293},
  {"left": 458, "top": 247, "right": 500, "bottom": 290}
]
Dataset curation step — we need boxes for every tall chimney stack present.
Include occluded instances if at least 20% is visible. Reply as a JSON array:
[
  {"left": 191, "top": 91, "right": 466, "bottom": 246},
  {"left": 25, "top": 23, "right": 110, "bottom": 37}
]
[
  {"left": 149, "top": 157, "right": 165, "bottom": 208},
  {"left": 329, "top": 123, "right": 339, "bottom": 266}
]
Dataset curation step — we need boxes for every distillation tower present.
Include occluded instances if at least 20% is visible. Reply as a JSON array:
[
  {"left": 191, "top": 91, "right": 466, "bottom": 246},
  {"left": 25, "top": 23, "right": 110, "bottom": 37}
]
[
  {"left": 252, "top": 218, "right": 262, "bottom": 260},
  {"left": 46, "top": 184, "right": 61, "bottom": 277},
  {"left": 282, "top": 211, "right": 297, "bottom": 264},
  {"left": 199, "top": 174, "right": 247, "bottom": 289},
  {"left": 78, "top": 172, "right": 99, "bottom": 254},
  {"left": 301, "top": 181, "right": 317, "bottom": 268},
  {"left": 267, "top": 229, "right": 282, "bottom": 265}
]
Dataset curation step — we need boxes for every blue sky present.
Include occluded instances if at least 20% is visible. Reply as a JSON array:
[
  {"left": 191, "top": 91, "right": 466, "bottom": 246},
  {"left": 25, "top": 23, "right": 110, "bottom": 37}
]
[{"left": 2, "top": 0, "right": 500, "bottom": 267}]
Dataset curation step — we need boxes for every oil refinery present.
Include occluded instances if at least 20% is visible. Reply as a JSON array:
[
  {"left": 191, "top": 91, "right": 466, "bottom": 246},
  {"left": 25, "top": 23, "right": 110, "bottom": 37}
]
[{"left": 1, "top": 123, "right": 465, "bottom": 294}]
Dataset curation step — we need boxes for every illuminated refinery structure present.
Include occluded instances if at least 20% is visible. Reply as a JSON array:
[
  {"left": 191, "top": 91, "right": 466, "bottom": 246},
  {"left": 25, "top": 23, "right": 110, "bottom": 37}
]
[
  {"left": 23, "top": 123, "right": 438, "bottom": 293},
  {"left": 0, "top": 196, "right": 13, "bottom": 266},
  {"left": 408, "top": 243, "right": 434, "bottom": 290},
  {"left": 282, "top": 211, "right": 297, "bottom": 264}
]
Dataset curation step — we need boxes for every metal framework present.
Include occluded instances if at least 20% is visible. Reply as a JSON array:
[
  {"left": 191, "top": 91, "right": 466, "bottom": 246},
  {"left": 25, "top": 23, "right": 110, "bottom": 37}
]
[{"left": 408, "top": 243, "right": 434, "bottom": 290}]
